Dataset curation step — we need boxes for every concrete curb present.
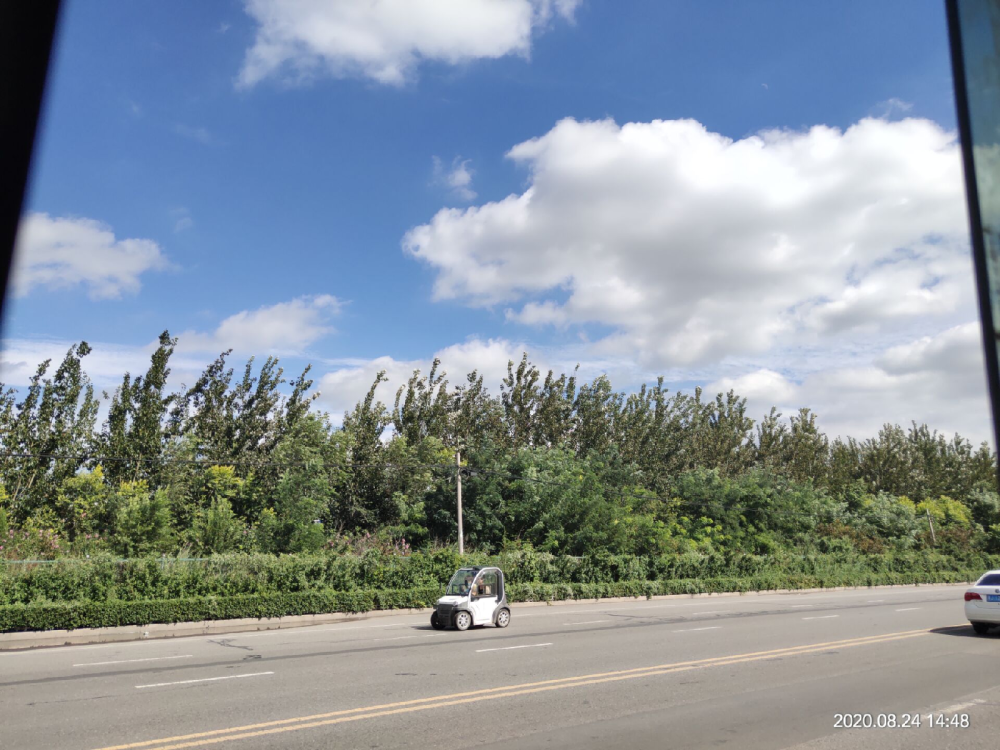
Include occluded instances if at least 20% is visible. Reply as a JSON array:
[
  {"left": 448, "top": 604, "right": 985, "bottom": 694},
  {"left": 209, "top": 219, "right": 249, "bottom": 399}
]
[
  {"left": 0, "top": 606, "right": 435, "bottom": 651},
  {"left": 512, "top": 581, "right": 972, "bottom": 607},
  {"left": 0, "top": 581, "right": 971, "bottom": 652}
]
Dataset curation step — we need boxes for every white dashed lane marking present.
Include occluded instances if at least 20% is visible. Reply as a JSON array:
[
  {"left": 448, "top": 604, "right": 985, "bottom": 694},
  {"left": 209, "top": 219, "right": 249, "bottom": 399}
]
[
  {"left": 74, "top": 655, "right": 193, "bottom": 667},
  {"left": 476, "top": 643, "right": 552, "bottom": 653},
  {"left": 371, "top": 635, "right": 443, "bottom": 642},
  {"left": 673, "top": 627, "right": 722, "bottom": 632},
  {"left": 135, "top": 672, "right": 274, "bottom": 689}
]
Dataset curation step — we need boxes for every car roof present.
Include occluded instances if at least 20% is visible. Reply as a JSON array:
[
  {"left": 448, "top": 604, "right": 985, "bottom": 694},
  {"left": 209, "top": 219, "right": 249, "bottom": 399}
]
[{"left": 979, "top": 570, "right": 1000, "bottom": 576}]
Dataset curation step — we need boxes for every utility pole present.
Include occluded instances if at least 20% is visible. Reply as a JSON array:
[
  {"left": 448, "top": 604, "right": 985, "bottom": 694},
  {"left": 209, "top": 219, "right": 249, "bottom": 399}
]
[
  {"left": 456, "top": 450, "right": 464, "bottom": 555},
  {"left": 926, "top": 509, "right": 937, "bottom": 547}
]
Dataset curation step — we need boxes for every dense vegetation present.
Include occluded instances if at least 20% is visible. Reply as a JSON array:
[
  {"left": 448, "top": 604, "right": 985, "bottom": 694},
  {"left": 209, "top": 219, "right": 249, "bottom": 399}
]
[{"left": 1, "top": 333, "right": 998, "bottom": 564}]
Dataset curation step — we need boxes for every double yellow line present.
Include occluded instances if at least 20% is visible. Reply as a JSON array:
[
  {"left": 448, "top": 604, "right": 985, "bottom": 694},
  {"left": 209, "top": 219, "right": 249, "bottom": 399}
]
[{"left": 95, "top": 627, "right": 952, "bottom": 750}]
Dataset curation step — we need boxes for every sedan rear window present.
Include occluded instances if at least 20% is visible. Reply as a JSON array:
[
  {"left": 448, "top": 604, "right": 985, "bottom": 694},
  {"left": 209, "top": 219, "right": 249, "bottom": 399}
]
[{"left": 977, "top": 574, "right": 1000, "bottom": 586}]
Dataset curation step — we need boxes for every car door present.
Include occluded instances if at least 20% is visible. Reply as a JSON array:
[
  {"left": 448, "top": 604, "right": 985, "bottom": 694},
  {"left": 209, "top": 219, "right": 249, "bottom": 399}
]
[{"left": 470, "top": 570, "right": 499, "bottom": 625}]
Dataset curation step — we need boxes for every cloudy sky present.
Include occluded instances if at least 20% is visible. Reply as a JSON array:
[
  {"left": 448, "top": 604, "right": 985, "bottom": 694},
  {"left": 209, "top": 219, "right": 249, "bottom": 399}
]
[{"left": 1, "top": 0, "right": 992, "bottom": 444}]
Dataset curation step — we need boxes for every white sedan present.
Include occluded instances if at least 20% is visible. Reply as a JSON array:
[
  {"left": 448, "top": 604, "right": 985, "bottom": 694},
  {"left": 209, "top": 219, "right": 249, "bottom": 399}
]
[{"left": 965, "top": 570, "right": 1000, "bottom": 634}]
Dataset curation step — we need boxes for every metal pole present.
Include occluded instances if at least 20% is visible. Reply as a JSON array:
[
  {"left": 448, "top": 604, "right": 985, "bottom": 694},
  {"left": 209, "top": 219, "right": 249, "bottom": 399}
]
[
  {"left": 926, "top": 509, "right": 937, "bottom": 548},
  {"left": 456, "top": 450, "right": 464, "bottom": 555}
]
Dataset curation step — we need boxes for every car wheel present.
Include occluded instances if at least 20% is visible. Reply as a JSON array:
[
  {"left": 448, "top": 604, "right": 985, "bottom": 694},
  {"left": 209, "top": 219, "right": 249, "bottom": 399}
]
[
  {"left": 495, "top": 608, "right": 511, "bottom": 628},
  {"left": 430, "top": 611, "right": 446, "bottom": 630},
  {"left": 972, "top": 621, "right": 991, "bottom": 635},
  {"left": 454, "top": 610, "right": 472, "bottom": 631}
]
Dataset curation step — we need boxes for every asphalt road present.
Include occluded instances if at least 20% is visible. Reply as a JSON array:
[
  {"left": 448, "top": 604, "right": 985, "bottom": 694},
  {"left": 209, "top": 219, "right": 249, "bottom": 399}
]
[{"left": 1, "top": 584, "right": 998, "bottom": 750}]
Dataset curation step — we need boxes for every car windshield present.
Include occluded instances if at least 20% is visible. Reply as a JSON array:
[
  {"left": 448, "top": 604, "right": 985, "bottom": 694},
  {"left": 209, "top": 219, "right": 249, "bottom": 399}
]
[
  {"left": 446, "top": 569, "right": 477, "bottom": 596},
  {"left": 978, "top": 573, "right": 1000, "bottom": 586}
]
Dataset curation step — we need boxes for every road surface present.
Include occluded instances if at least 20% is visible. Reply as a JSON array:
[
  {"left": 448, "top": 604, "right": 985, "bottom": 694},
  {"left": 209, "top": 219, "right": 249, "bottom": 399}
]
[{"left": 1, "top": 584, "right": 998, "bottom": 749}]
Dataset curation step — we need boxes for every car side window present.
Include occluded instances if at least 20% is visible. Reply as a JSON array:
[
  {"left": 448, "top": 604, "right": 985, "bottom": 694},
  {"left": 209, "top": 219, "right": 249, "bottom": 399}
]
[{"left": 479, "top": 571, "right": 497, "bottom": 597}]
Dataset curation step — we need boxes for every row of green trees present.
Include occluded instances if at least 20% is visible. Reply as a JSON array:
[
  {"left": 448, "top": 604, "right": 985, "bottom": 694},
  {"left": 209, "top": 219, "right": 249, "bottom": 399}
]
[{"left": 1, "top": 334, "right": 997, "bottom": 560}]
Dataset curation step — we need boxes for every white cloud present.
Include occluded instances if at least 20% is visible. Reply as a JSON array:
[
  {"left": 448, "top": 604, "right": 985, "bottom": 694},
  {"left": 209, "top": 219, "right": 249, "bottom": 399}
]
[
  {"left": 709, "top": 368, "right": 799, "bottom": 408},
  {"left": 0, "top": 338, "right": 209, "bottom": 402},
  {"left": 708, "top": 324, "right": 992, "bottom": 443},
  {"left": 405, "top": 116, "right": 971, "bottom": 368},
  {"left": 1, "top": 339, "right": 149, "bottom": 390},
  {"left": 432, "top": 156, "right": 477, "bottom": 201},
  {"left": 316, "top": 337, "right": 531, "bottom": 423},
  {"left": 178, "top": 295, "right": 342, "bottom": 355},
  {"left": 310, "top": 324, "right": 994, "bottom": 443},
  {"left": 237, "top": 0, "right": 581, "bottom": 87},
  {"left": 874, "top": 97, "right": 914, "bottom": 118},
  {"left": 313, "top": 335, "right": 663, "bottom": 428},
  {"left": 1, "top": 295, "right": 343, "bottom": 403},
  {"left": 12, "top": 213, "right": 169, "bottom": 299},
  {"left": 173, "top": 124, "right": 213, "bottom": 145},
  {"left": 170, "top": 208, "right": 193, "bottom": 233}
]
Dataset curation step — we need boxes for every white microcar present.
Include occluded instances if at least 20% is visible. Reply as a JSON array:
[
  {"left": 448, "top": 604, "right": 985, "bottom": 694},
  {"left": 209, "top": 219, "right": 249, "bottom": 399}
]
[{"left": 431, "top": 566, "right": 511, "bottom": 631}]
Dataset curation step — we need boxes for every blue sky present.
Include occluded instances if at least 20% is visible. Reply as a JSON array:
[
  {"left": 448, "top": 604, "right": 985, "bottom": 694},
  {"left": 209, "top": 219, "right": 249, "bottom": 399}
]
[{"left": 2, "top": 0, "right": 992, "bottom": 443}]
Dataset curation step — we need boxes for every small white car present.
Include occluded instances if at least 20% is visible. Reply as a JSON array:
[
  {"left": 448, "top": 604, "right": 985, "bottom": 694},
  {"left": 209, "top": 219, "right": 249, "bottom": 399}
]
[
  {"left": 965, "top": 569, "right": 1000, "bottom": 634},
  {"left": 431, "top": 566, "right": 510, "bottom": 631}
]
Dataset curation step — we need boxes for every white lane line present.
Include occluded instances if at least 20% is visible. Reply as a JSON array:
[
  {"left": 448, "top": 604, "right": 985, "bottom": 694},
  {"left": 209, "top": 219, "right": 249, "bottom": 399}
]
[
  {"left": 74, "top": 655, "right": 193, "bottom": 667},
  {"left": 895, "top": 607, "right": 921, "bottom": 612},
  {"left": 693, "top": 610, "right": 731, "bottom": 615},
  {"left": 868, "top": 600, "right": 885, "bottom": 603},
  {"left": 136, "top": 671, "right": 273, "bottom": 689},
  {"left": 372, "top": 634, "right": 443, "bottom": 642},
  {"left": 940, "top": 699, "right": 986, "bottom": 713},
  {"left": 476, "top": 643, "right": 552, "bottom": 653},
  {"left": 673, "top": 626, "right": 721, "bottom": 632},
  {"left": 802, "top": 615, "right": 839, "bottom": 620},
  {"left": 791, "top": 605, "right": 813, "bottom": 608},
  {"left": 563, "top": 620, "right": 610, "bottom": 626},
  {"left": 522, "top": 604, "right": 682, "bottom": 616},
  {"left": 233, "top": 622, "right": 407, "bottom": 637}
]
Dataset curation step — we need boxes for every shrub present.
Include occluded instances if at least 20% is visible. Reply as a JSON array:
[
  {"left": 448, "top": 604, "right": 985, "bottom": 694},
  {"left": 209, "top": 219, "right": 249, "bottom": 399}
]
[
  {"left": 191, "top": 498, "right": 244, "bottom": 554},
  {"left": 113, "top": 484, "right": 174, "bottom": 557}
]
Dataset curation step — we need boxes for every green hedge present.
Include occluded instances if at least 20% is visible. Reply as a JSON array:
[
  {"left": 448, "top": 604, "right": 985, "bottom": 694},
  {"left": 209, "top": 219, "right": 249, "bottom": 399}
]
[
  {"left": 3, "top": 550, "right": 997, "bottom": 607},
  {"left": 0, "top": 586, "right": 441, "bottom": 633},
  {"left": 0, "top": 570, "right": 982, "bottom": 633}
]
